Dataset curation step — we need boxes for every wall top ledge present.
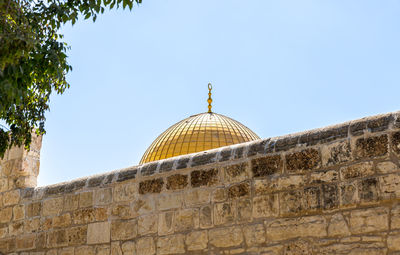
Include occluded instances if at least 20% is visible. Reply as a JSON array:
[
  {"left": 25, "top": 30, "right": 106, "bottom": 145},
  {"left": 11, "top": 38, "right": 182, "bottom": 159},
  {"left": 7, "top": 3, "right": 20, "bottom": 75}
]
[{"left": 25, "top": 110, "right": 400, "bottom": 199}]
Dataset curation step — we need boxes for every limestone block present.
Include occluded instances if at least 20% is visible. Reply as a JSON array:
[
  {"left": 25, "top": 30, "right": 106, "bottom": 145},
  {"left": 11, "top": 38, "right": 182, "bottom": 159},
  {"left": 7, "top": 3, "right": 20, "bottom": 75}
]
[
  {"left": 223, "top": 163, "right": 249, "bottom": 183},
  {"left": 284, "top": 239, "right": 314, "bottom": 255},
  {"left": 184, "top": 188, "right": 211, "bottom": 207},
  {"left": 138, "top": 214, "right": 157, "bottom": 236},
  {"left": 158, "top": 211, "right": 174, "bottom": 236},
  {"left": 190, "top": 168, "right": 219, "bottom": 187},
  {"left": 266, "top": 215, "right": 327, "bottom": 241},
  {"left": 47, "top": 229, "right": 68, "bottom": 247},
  {"left": 358, "top": 178, "right": 379, "bottom": 203},
  {"left": 111, "top": 220, "right": 137, "bottom": 241},
  {"left": 209, "top": 226, "right": 243, "bottom": 248},
  {"left": 340, "top": 181, "right": 359, "bottom": 206},
  {"left": 228, "top": 182, "right": 250, "bottom": 199},
  {"left": 75, "top": 246, "right": 95, "bottom": 255},
  {"left": 354, "top": 135, "right": 388, "bottom": 159},
  {"left": 280, "top": 190, "right": 304, "bottom": 214},
  {"left": 52, "top": 213, "right": 71, "bottom": 228},
  {"left": 63, "top": 194, "right": 79, "bottom": 212},
  {"left": 26, "top": 202, "right": 41, "bottom": 217},
  {"left": 136, "top": 237, "right": 155, "bottom": 255},
  {"left": 255, "top": 175, "right": 306, "bottom": 194},
  {"left": 349, "top": 207, "right": 389, "bottom": 234},
  {"left": 111, "top": 241, "right": 122, "bottom": 255},
  {"left": 212, "top": 188, "right": 227, "bottom": 202},
  {"left": 237, "top": 199, "right": 252, "bottom": 222},
  {"left": 166, "top": 174, "right": 188, "bottom": 190},
  {"left": 186, "top": 231, "right": 208, "bottom": 251},
  {"left": 132, "top": 197, "right": 156, "bottom": 215},
  {"left": 243, "top": 224, "right": 265, "bottom": 246},
  {"left": 111, "top": 204, "right": 135, "bottom": 219},
  {"left": 388, "top": 232, "right": 400, "bottom": 251},
  {"left": 9, "top": 221, "right": 24, "bottom": 236},
  {"left": 214, "top": 202, "right": 235, "bottom": 225},
  {"left": 377, "top": 161, "right": 399, "bottom": 174},
  {"left": 200, "top": 205, "right": 212, "bottom": 229},
  {"left": 139, "top": 178, "right": 164, "bottom": 194},
  {"left": 321, "top": 140, "right": 352, "bottom": 166},
  {"left": 59, "top": 247, "right": 74, "bottom": 255},
  {"left": 96, "top": 245, "right": 110, "bottom": 255},
  {"left": 286, "top": 148, "right": 320, "bottom": 172},
  {"left": 79, "top": 191, "right": 93, "bottom": 208},
  {"left": 0, "top": 178, "right": 8, "bottom": 192},
  {"left": 328, "top": 213, "right": 350, "bottom": 237},
  {"left": 73, "top": 208, "right": 107, "bottom": 224},
  {"left": 66, "top": 226, "right": 87, "bottom": 245},
  {"left": 157, "top": 193, "right": 183, "bottom": 211},
  {"left": 251, "top": 155, "right": 282, "bottom": 177},
  {"left": 174, "top": 208, "right": 199, "bottom": 232},
  {"left": 392, "top": 205, "right": 400, "bottom": 230},
  {"left": 0, "top": 207, "right": 13, "bottom": 223},
  {"left": 252, "top": 194, "right": 279, "bottom": 218},
  {"left": 24, "top": 218, "right": 40, "bottom": 233},
  {"left": 113, "top": 183, "right": 137, "bottom": 202},
  {"left": 157, "top": 234, "right": 185, "bottom": 255},
  {"left": 16, "top": 234, "right": 35, "bottom": 250},
  {"left": 393, "top": 131, "right": 400, "bottom": 156},
  {"left": 94, "top": 188, "right": 112, "bottom": 205},
  {"left": 13, "top": 204, "right": 24, "bottom": 221},
  {"left": 379, "top": 173, "right": 400, "bottom": 199},
  {"left": 121, "top": 241, "right": 136, "bottom": 255},
  {"left": 340, "top": 162, "right": 374, "bottom": 180},
  {"left": 42, "top": 197, "right": 63, "bottom": 216},
  {"left": 3, "top": 190, "right": 20, "bottom": 206},
  {"left": 87, "top": 222, "right": 110, "bottom": 244}
]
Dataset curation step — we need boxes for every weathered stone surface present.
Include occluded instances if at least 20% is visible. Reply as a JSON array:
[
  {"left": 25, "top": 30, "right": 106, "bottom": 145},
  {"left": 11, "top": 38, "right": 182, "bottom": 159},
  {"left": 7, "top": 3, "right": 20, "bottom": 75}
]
[
  {"left": 228, "top": 182, "right": 250, "bottom": 198},
  {"left": 111, "top": 241, "right": 122, "bottom": 255},
  {"left": 66, "top": 226, "right": 87, "bottom": 245},
  {"left": 3, "top": 190, "right": 20, "bottom": 206},
  {"left": 252, "top": 194, "right": 279, "bottom": 218},
  {"left": 303, "top": 186, "right": 322, "bottom": 210},
  {"left": 223, "top": 163, "right": 249, "bottom": 183},
  {"left": 340, "top": 181, "right": 359, "bottom": 206},
  {"left": 200, "top": 205, "right": 212, "bottom": 229},
  {"left": 111, "top": 220, "right": 137, "bottom": 240},
  {"left": 243, "top": 224, "right": 265, "bottom": 246},
  {"left": 191, "top": 152, "right": 217, "bottom": 166},
  {"left": 212, "top": 188, "right": 227, "bottom": 202},
  {"left": 391, "top": 205, "right": 400, "bottom": 230},
  {"left": 158, "top": 211, "right": 174, "bottom": 236},
  {"left": 87, "top": 222, "right": 110, "bottom": 244},
  {"left": 349, "top": 207, "right": 389, "bottom": 234},
  {"left": 111, "top": 204, "right": 135, "bottom": 219},
  {"left": 392, "top": 132, "right": 400, "bottom": 155},
  {"left": 24, "top": 218, "right": 40, "bottom": 233},
  {"left": 340, "top": 162, "right": 374, "bottom": 180},
  {"left": 237, "top": 199, "right": 252, "bottom": 222},
  {"left": 247, "top": 139, "right": 270, "bottom": 156},
  {"left": 121, "top": 241, "right": 136, "bottom": 255},
  {"left": 47, "top": 229, "right": 67, "bottom": 247},
  {"left": 283, "top": 239, "right": 313, "bottom": 255},
  {"left": 116, "top": 168, "right": 137, "bottom": 182},
  {"left": 52, "top": 213, "right": 71, "bottom": 228},
  {"left": 328, "top": 213, "right": 350, "bottom": 237},
  {"left": 322, "top": 184, "right": 339, "bottom": 209},
  {"left": 75, "top": 246, "right": 95, "bottom": 255},
  {"left": 184, "top": 188, "right": 211, "bottom": 206},
  {"left": 94, "top": 188, "right": 112, "bottom": 205},
  {"left": 379, "top": 173, "right": 400, "bottom": 199},
  {"left": 358, "top": 178, "right": 379, "bottom": 202},
  {"left": 0, "top": 207, "right": 12, "bottom": 224},
  {"left": 159, "top": 160, "right": 174, "bottom": 173},
  {"left": 95, "top": 245, "right": 110, "bottom": 255},
  {"left": 214, "top": 202, "right": 235, "bottom": 225},
  {"left": 16, "top": 234, "right": 35, "bottom": 250},
  {"left": 388, "top": 232, "right": 400, "bottom": 251},
  {"left": 138, "top": 214, "right": 157, "bottom": 236},
  {"left": 310, "top": 170, "right": 338, "bottom": 184},
  {"left": 186, "top": 231, "right": 208, "bottom": 251},
  {"left": 43, "top": 197, "right": 63, "bottom": 216},
  {"left": 63, "top": 194, "right": 79, "bottom": 212},
  {"left": 175, "top": 208, "right": 199, "bottom": 232},
  {"left": 132, "top": 197, "right": 156, "bottom": 215},
  {"left": 166, "top": 174, "right": 188, "bottom": 190},
  {"left": 73, "top": 207, "right": 107, "bottom": 224},
  {"left": 286, "top": 148, "right": 320, "bottom": 172},
  {"left": 140, "top": 162, "right": 158, "bottom": 176},
  {"left": 139, "top": 178, "right": 164, "bottom": 194},
  {"left": 280, "top": 190, "right": 304, "bottom": 214},
  {"left": 321, "top": 141, "right": 352, "bottom": 166},
  {"left": 79, "top": 192, "right": 93, "bottom": 208},
  {"left": 191, "top": 169, "right": 218, "bottom": 187},
  {"left": 377, "top": 161, "right": 399, "bottom": 174},
  {"left": 12, "top": 204, "right": 24, "bottom": 221},
  {"left": 355, "top": 135, "right": 388, "bottom": 159},
  {"left": 113, "top": 183, "right": 137, "bottom": 202},
  {"left": 219, "top": 147, "right": 232, "bottom": 162},
  {"left": 251, "top": 155, "right": 282, "bottom": 177},
  {"left": 136, "top": 237, "right": 155, "bottom": 255},
  {"left": 157, "top": 193, "right": 183, "bottom": 211},
  {"left": 157, "top": 234, "right": 185, "bottom": 255},
  {"left": 209, "top": 226, "right": 243, "bottom": 248}
]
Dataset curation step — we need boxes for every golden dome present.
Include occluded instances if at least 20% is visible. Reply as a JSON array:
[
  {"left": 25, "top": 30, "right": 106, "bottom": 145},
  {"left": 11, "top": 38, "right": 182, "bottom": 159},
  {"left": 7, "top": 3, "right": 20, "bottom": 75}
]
[{"left": 140, "top": 83, "right": 260, "bottom": 164}]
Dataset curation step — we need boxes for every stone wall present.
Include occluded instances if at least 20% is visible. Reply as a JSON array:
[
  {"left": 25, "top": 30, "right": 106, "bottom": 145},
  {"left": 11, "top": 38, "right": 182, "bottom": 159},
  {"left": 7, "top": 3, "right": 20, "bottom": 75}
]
[{"left": 1, "top": 111, "right": 400, "bottom": 254}]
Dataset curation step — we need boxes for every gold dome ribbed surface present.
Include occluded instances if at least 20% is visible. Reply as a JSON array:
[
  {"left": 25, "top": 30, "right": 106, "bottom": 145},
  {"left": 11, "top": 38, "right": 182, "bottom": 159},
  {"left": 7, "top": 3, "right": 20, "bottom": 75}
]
[{"left": 140, "top": 112, "right": 260, "bottom": 164}]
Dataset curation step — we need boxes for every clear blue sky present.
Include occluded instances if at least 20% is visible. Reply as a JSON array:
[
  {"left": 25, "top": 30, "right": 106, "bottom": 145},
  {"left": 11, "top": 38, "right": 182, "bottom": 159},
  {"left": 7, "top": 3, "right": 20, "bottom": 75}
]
[{"left": 38, "top": 0, "right": 400, "bottom": 186}]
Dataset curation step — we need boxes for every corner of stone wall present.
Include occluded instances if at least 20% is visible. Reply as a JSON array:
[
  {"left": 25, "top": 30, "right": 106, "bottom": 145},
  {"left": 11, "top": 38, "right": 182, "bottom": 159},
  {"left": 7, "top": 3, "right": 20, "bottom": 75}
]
[{"left": 0, "top": 133, "right": 42, "bottom": 204}]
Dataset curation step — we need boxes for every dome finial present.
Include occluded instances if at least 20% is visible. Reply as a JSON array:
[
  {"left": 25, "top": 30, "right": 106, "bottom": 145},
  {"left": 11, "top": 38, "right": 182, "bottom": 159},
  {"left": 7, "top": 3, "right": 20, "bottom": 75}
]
[{"left": 207, "top": 83, "right": 213, "bottom": 113}]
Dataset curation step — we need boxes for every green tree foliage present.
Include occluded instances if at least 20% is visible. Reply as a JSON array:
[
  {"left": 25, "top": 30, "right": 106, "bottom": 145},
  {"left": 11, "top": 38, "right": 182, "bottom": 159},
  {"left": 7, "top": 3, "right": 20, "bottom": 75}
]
[{"left": 0, "top": 0, "right": 141, "bottom": 157}]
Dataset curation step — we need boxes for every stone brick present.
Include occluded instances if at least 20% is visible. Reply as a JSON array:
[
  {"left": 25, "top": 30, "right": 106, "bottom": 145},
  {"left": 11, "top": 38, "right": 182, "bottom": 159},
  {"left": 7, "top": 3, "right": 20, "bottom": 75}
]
[
  {"left": 138, "top": 214, "right": 157, "bottom": 236},
  {"left": 247, "top": 139, "right": 269, "bottom": 156},
  {"left": 327, "top": 213, "right": 350, "bottom": 237},
  {"left": 184, "top": 188, "right": 211, "bottom": 207},
  {"left": 186, "top": 231, "right": 208, "bottom": 251},
  {"left": 111, "top": 220, "right": 137, "bottom": 240},
  {"left": 251, "top": 155, "right": 282, "bottom": 177},
  {"left": 340, "top": 162, "right": 374, "bottom": 180},
  {"left": 16, "top": 234, "right": 35, "bottom": 250},
  {"left": 111, "top": 242, "right": 122, "bottom": 255},
  {"left": 121, "top": 241, "right": 136, "bottom": 255},
  {"left": 200, "top": 205, "right": 212, "bottom": 228},
  {"left": 9, "top": 221, "right": 24, "bottom": 236},
  {"left": 322, "top": 184, "right": 339, "bottom": 209},
  {"left": 212, "top": 188, "right": 227, "bottom": 202},
  {"left": 157, "top": 234, "right": 185, "bottom": 255},
  {"left": 304, "top": 186, "right": 322, "bottom": 211},
  {"left": 136, "top": 237, "right": 155, "bottom": 255},
  {"left": 24, "top": 218, "right": 40, "bottom": 233},
  {"left": 63, "top": 194, "right": 79, "bottom": 212},
  {"left": 52, "top": 213, "right": 71, "bottom": 228},
  {"left": 95, "top": 245, "right": 110, "bottom": 255},
  {"left": 139, "top": 178, "right": 164, "bottom": 194},
  {"left": 349, "top": 207, "right": 389, "bottom": 234},
  {"left": 73, "top": 208, "right": 107, "bottom": 224},
  {"left": 223, "top": 163, "right": 249, "bottom": 183},
  {"left": 3, "top": 190, "right": 20, "bottom": 206},
  {"left": 113, "top": 183, "right": 137, "bottom": 202},
  {"left": 158, "top": 211, "right": 174, "bottom": 236},
  {"left": 377, "top": 161, "right": 399, "bottom": 174},
  {"left": 209, "top": 226, "right": 243, "bottom": 248},
  {"left": 87, "top": 222, "right": 110, "bottom": 244},
  {"left": 280, "top": 190, "right": 304, "bottom": 214},
  {"left": 392, "top": 205, "right": 400, "bottom": 230},
  {"left": 159, "top": 160, "right": 174, "bottom": 173},
  {"left": 237, "top": 199, "right": 252, "bottom": 222},
  {"left": 286, "top": 148, "right": 320, "bottom": 172},
  {"left": 392, "top": 131, "right": 400, "bottom": 155},
  {"left": 191, "top": 168, "right": 219, "bottom": 187},
  {"left": 132, "top": 197, "right": 156, "bottom": 215},
  {"left": 214, "top": 202, "right": 235, "bottom": 225},
  {"left": 166, "top": 174, "right": 188, "bottom": 190},
  {"left": 284, "top": 239, "right": 314, "bottom": 255},
  {"left": 266, "top": 215, "right": 327, "bottom": 241},
  {"left": 75, "top": 246, "right": 95, "bottom": 255},
  {"left": 192, "top": 152, "right": 217, "bottom": 166},
  {"left": 79, "top": 191, "right": 93, "bottom": 208},
  {"left": 13, "top": 204, "right": 24, "bottom": 221},
  {"left": 47, "top": 229, "right": 67, "bottom": 247},
  {"left": 111, "top": 204, "right": 135, "bottom": 219},
  {"left": 175, "top": 208, "right": 199, "bottom": 232},
  {"left": 42, "top": 197, "right": 63, "bottom": 217},
  {"left": 379, "top": 173, "right": 400, "bottom": 199},
  {"left": 66, "top": 226, "right": 87, "bottom": 245},
  {"left": 141, "top": 162, "right": 158, "bottom": 176},
  {"left": 228, "top": 182, "right": 250, "bottom": 198},
  {"left": 359, "top": 177, "right": 379, "bottom": 202},
  {"left": 275, "top": 136, "right": 298, "bottom": 151},
  {"left": 254, "top": 175, "right": 305, "bottom": 195},
  {"left": 355, "top": 135, "right": 388, "bottom": 159},
  {"left": 388, "top": 232, "right": 400, "bottom": 251},
  {"left": 252, "top": 194, "right": 279, "bottom": 218},
  {"left": 94, "top": 188, "right": 112, "bottom": 205},
  {"left": 157, "top": 193, "right": 183, "bottom": 211},
  {"left": 243, "top": 224, "right": 265, "bottom": 246},
  {"left": 340, "top": 181, "right": 359, "bottom": 206},
  {"left": 321, "top": 140, "right": 352, "bottom": 166},
  {"left": 117, "top": 168, "right": 137, "bottom": 182}
]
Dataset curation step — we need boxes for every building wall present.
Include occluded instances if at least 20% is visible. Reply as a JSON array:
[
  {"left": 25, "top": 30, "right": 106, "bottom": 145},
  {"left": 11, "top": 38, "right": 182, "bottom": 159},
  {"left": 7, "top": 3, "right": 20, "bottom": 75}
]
[{"left": 1, "top": 111, "right": 400, "bottom": 254}]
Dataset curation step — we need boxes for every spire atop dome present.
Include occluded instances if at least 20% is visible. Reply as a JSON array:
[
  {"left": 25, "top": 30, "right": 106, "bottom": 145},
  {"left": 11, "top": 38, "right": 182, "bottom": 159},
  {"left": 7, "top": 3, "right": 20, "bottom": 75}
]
[{"left": 207, "top": 83, "right": 213, "bottom": 113}]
